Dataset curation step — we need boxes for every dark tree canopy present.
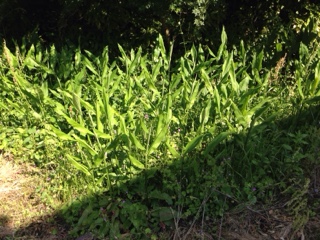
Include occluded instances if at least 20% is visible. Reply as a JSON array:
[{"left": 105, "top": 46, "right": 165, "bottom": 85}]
[{"left": 0, "top": 0, "right": 319, "bottom": 55}]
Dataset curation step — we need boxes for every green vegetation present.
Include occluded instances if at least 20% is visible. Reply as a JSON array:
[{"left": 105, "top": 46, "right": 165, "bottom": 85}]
[{"left": 1, "top": 1, "right": 320, "bottom": 239}]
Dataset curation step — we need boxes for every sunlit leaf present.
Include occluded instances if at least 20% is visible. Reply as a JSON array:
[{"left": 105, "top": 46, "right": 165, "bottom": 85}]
[
  {"left": 50, "top": 127, "right": 74, "bottom": 141},
  {"left": 129, "top": 132, "right": 146, "bottom": 150},
  {"left": 66, "top": 154, "right": 91, "bottom": 176},
  {"left": 183, "top": 134, "right": 205, "bottom": 155},
  {"left": 148, "top": 128, "right": 167, "bottom": 155},
  {"left": 128, "top": 154, "right": 145, "bottom": 169}
]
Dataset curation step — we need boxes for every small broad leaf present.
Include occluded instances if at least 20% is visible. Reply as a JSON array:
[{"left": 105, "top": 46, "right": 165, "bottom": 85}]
[
  {"left": 149, "top": 190, "right": 172, "bottom": 205},
  {"left": 282, "top": 144, "right": 292, "bottom": 151},
  {"left": 94, "top": 155, "right": 104, "bottom": 168},
  {"left": 159, "top": 207, "right": 175, "bottom": 222}
]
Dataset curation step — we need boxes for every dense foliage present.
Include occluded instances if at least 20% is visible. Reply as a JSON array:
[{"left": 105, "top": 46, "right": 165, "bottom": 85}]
[
  {"left": 1, "top": 0, "right": 320, "bottom": 239},
  {"left": 1, "top": 16, "right": 320, "bottom": 237},
  {"left": 1, "top": 0, "right": 319, "bottom": 55}
]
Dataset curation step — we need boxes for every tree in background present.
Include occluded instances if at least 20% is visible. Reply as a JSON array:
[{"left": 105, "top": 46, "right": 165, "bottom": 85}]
[{"left": 0, "top": 0, "right": 319, "bottom": 56}]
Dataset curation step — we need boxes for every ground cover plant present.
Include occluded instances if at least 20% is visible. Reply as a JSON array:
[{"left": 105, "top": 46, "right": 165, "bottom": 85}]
[{"left": 1, "top": 16, "right": 320, "bottom": 239}]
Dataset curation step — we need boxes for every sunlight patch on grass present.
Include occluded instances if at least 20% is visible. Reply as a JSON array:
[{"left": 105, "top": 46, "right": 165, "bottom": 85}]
[{"left": 0, "top": 153, "right": 58, "bottom": 238}]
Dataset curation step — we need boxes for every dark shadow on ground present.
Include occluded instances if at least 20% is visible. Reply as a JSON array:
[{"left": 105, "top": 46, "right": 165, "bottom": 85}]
[{"left": 2, "top": 103, "right": 320, "bottom": 240}]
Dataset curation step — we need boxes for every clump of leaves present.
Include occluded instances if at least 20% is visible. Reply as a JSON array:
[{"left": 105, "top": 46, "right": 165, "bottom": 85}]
[{"left": 1, "top": 19, "right": 320, "bottom": 238}]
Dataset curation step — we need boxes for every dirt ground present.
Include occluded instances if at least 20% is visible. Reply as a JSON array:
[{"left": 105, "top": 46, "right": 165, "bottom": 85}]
[
  {"left": 1, "top": 152, "right": 320, "bottom": 240},
  {"left": 0, "top": 153, "right": 69, "bottom": 240}
]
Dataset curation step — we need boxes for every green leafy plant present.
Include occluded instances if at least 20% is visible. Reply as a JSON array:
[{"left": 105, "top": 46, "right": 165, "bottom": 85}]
[{"left": 1, "top": 21, "right": 320, "bottom": 238}]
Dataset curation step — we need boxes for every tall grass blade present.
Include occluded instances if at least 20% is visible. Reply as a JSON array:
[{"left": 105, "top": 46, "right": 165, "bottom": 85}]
[
  {"left": 201, "top": 69, "right": 214, "bottom": 96},
  {"left": 229, "top": 59, "right": 239, "bottom": 94}
]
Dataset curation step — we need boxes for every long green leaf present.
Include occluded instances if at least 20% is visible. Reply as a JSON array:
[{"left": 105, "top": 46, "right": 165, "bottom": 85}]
[
  {"left": 155, "top": 114, "right": 165, "bottom": 137},
  {"left": 311, "top": 61, "right": 320, "bottom": 96},
  {"left": 183, "top": 134, "right": 205, "bottom": 155},
  {"left": 165, "top": 140, "right": 180, "bottom": 158},
  {"left": 204, "top": 131, "right": 231, "bottom": 155},
  {"left": 128, "top": 47, "right": 142, "bottom": 74},
  {"left": 93, "top": 129, "right": 111, "bottom": 139},
  {"left": 201, "top": 69, "right": 214, "bottom": 96},
  {"left": 96, "top": 99, "right": 103, "bottom": 132},
  {"left": 51, "top": 126, "right": 74, "bottom": 141},
  {"left": 217, "top": 27, "right": 227, "bottom": 61},
  {"left": 222, "top": 51, "right": 232, "bottom": 80},
  {"left": 200, "top": 99, "right": 212, "bottom": 125},
  {"left": 66, "top": 154, "right": 91, "bottom": 176},
  {"left": 214, "top": 86, "right": 221, "bottom": 114},
  {"left": 72, "top": 134, "right": 97, "bottom": 156},
  {"left": 128, "top": 154, "right": 145, "bottom": 169},
  {"left": 64, "top": 114, "right": 93, "bottom": 136},
  {"left": 230, "top": 100, "right": 247, "bottom": 127},
  {"left": 148, "top": 128, "right": 167, "bottom": 155},
  {"left": 229, "top": 60, "right": 239, "bottom": 93},
  {"left": 129, "top": 132, "right": 146, "bottom": 150},
  {"left": 187, "top": 81, "right": 200, "bottom": 110},
  {"left": 83, "top": 56, "right": 98, "bottom": 76}
]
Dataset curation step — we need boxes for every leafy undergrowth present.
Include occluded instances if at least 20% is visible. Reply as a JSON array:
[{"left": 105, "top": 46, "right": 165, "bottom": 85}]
[
  {"left": 1, "top": 130, "right": 320, "bottom": 240},
  {"left": 1, "top": 17, "right": 320, "bottom": 239}
]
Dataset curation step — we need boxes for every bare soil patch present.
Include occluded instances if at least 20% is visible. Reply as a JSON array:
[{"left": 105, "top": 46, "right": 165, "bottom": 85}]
[{"left": 0, "top": 153, "right": 68, "bottom": 240}]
